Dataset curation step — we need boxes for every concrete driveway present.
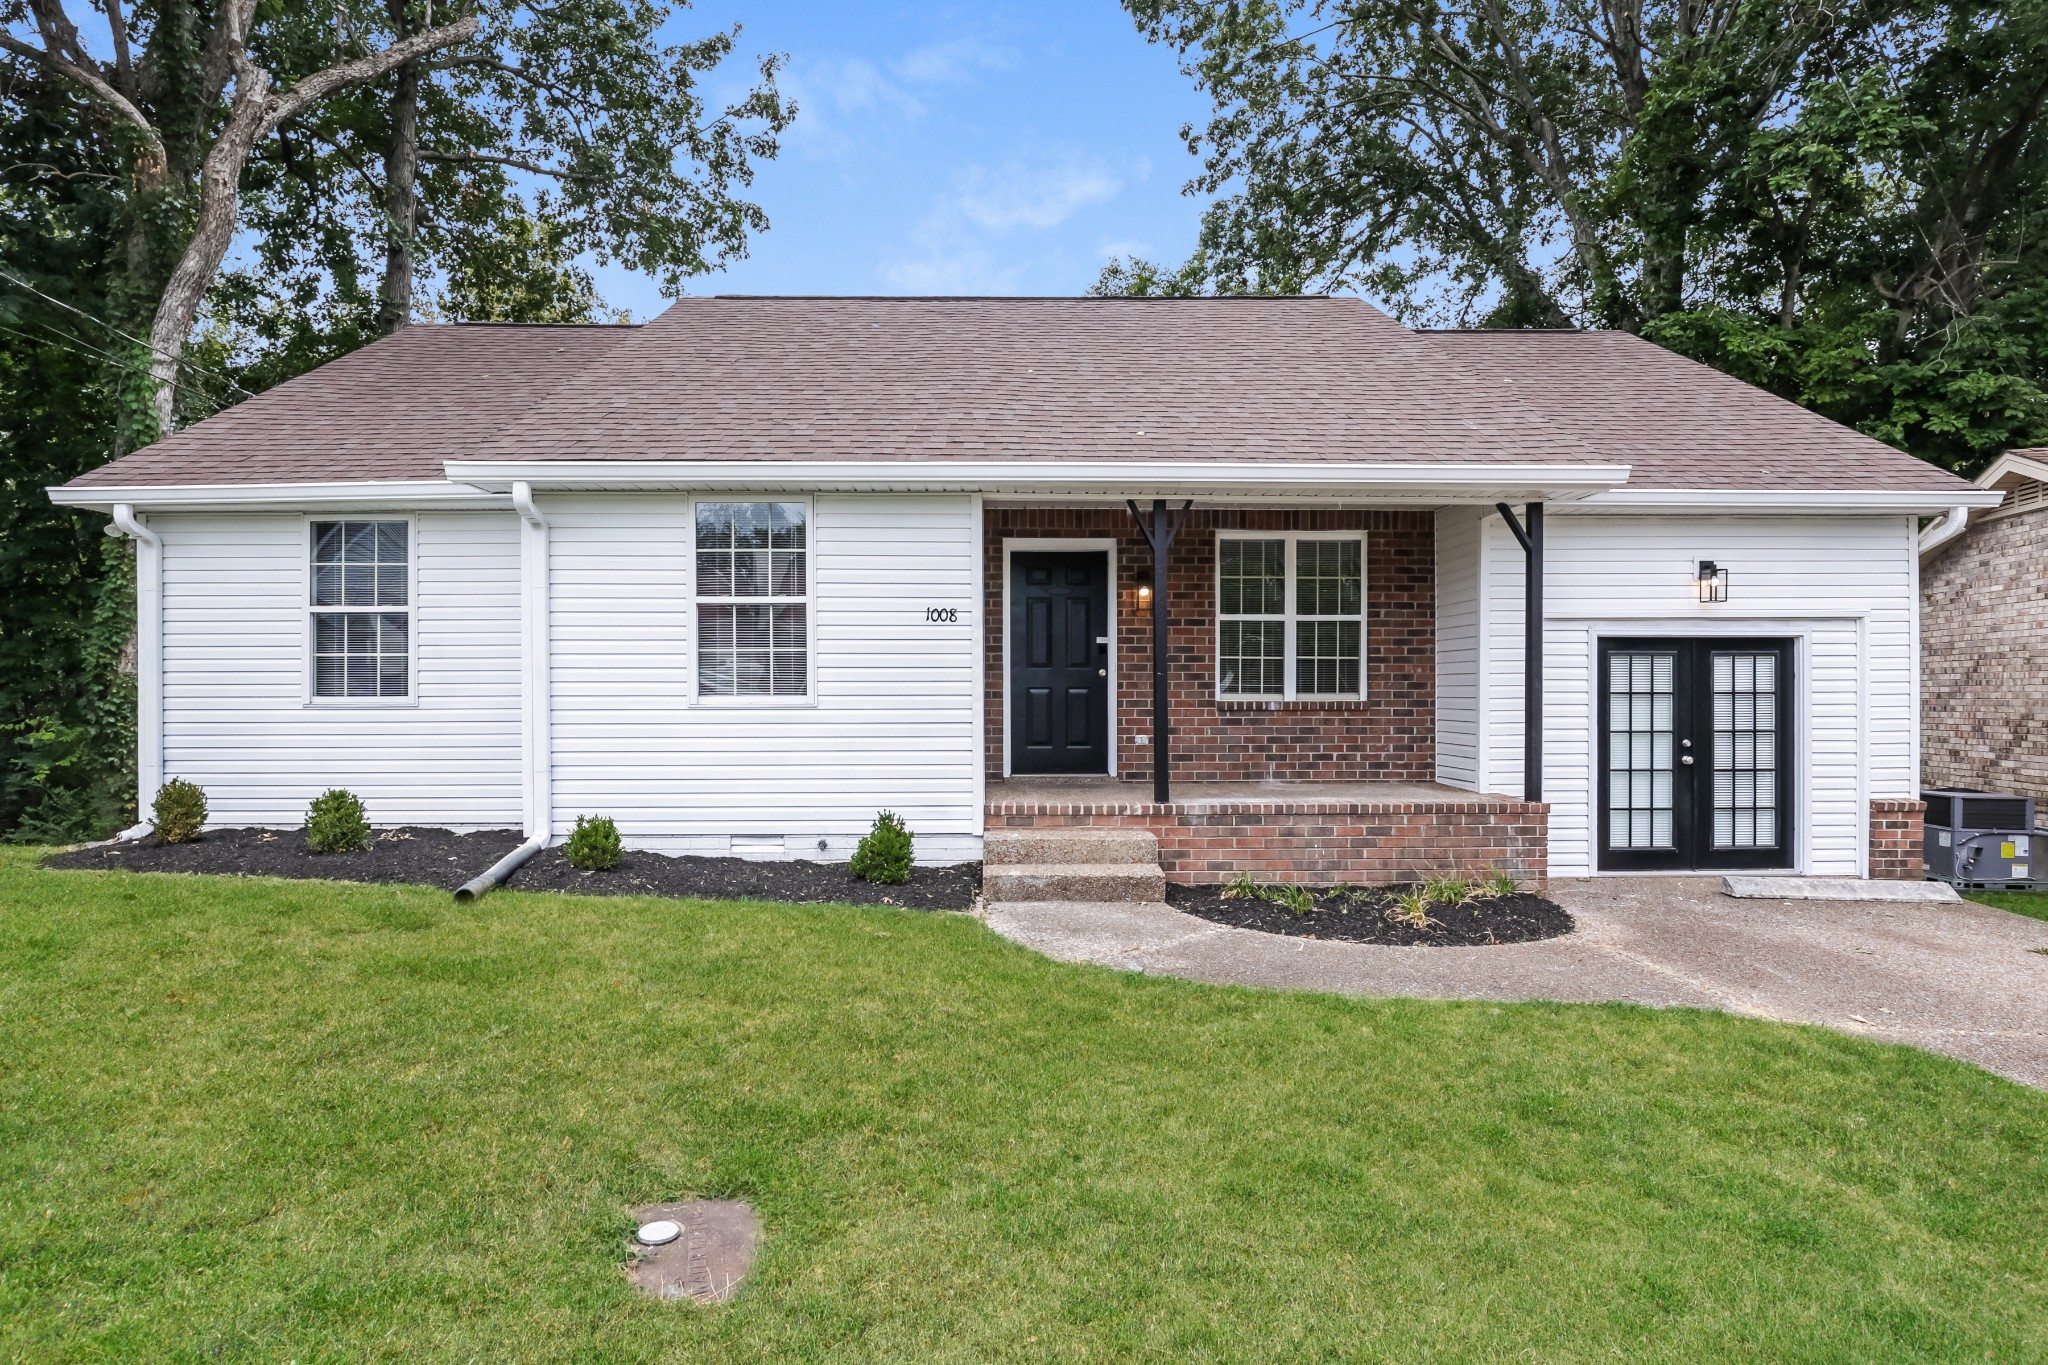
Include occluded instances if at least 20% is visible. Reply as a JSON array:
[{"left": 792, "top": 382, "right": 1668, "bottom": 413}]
[{"left": 983, "top": 877, "right": 2048, "bottom": 1089}]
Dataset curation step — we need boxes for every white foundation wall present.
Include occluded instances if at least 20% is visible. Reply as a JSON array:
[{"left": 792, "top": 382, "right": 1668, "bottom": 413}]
[
  {"left": 154, "top": 510, "right": 524, "bottom": 828},
  {"left": 545, "top": 492, "right": 982, "bottom": 862},
  {"left": 1479, "top": 511, "right": 1919, "bottom": 878},
  {"left": 1432, "top": 505, "right": 1484, "bottom": 790}
]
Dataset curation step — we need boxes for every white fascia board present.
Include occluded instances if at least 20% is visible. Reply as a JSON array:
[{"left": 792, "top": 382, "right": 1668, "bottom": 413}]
[
  {"left": 440, "top": 458, "right": 1634, "bottom": 502},
  {"left": 1570, "top": 487, "right": 2006, "bottom": 514},
  {"left": 46, "top": 480, "right": 505, "bottom": 513},
  {"left": 1972, "top": 451, "right": 2048, "bottom": 489}
]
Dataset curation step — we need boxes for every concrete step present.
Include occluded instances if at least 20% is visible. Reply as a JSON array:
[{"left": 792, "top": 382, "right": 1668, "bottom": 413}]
[
  {"left": 984, "top": 861, "right": 1168, "bottom": 904},
  {"left": 985, "top": 828, "right": 1159, "bottom": 867}
]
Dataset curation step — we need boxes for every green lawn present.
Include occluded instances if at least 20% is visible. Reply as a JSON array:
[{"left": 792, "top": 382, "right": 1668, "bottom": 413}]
[
  {"left": 3, "top": 850, "right": 2045, "bottom": 1363},
  {"left": 1964, "top": 887, "right": 2048, "bottom": 924}
]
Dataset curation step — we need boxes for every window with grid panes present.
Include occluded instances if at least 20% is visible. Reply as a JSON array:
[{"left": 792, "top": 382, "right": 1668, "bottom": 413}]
[
  {"left": 309, "top": 520, "right": 410, "bottom": 698},
  {"left": 695, "top": 501, "right": 809, "bottom": 698},
  {"left": 1215, "top": 534, "right": 1365, "bottom": 699}
]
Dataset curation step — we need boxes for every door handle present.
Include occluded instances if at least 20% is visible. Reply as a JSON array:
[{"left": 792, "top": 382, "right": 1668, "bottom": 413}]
[
  {"left": 1680, "top": 755, "right": 1694, "bottom": 765},
  {"left": 1098, "top": 668, "right": 1107, "bottom": 677}
]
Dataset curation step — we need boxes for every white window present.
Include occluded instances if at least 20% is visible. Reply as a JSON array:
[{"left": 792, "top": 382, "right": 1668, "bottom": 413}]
[
  {"left": 1216, "top": 533, "right": 1365, "bottom": 699},
  {"left": 309, "top": 519, "right": 411, "bottom": 699},
  {"left": 695, "top": 500, "right": 809, "bottom": 698}
]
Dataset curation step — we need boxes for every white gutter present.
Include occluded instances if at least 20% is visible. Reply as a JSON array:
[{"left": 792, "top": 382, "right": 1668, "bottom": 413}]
[
  {"left": 455, "top": 481, "right": 552, "bottom": 901},
  {"left": 48, "top": 480, "right": 506, "bottom": 513},
  {"left": 1917, "top": 504, "right": 1972, "bottom": 560},
  {"left": 1574, "top": 487, "right": 2005, "bottom": 515},
  {"left": 105, "top": 504, "right": 163, "bottom": 822},
  {"left": 442, "top": 458, "right": 1634, "bottom": 501}
]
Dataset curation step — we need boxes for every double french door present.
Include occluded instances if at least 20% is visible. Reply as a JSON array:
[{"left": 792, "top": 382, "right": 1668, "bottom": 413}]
[{"left": 1598, "top": 638, "right": 1796, "bottom": 871}]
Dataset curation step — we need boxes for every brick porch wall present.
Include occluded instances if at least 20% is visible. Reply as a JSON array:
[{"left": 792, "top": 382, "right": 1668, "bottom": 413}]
[
  {"left": 1869, "top": 798, "right": 1926, "bottom": 881},
  {"left": 985, "top": 508, "right": 1434, "bottom": 782},
  {"left": 988, "top": 799, "right": 1548, "bottom": 888}
]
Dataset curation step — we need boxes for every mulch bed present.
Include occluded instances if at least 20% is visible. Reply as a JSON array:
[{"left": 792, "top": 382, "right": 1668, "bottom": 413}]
[
  {"left": 44, "top": 826, "right": 981, "bottom": 911},
  {"left": 1166, "top": 883, "right": 1572, "bottom": 946}
]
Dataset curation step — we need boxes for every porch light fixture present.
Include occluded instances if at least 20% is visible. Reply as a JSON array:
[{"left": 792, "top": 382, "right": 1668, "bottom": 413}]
[
  {"left": 1137, "top": 583, "right": 1152, "bottom": 605},
  {"left": 1696, "top": 560, "right": 1729, "bottom": 603}
]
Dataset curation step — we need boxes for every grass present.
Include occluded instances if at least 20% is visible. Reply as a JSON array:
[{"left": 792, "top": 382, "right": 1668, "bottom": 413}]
[
  {"left": 1963, "top": 887, "right": 2048, "bottom": 924},
  {"left": 2, "top": 849, "right": 2045, "bottom": 1362}
]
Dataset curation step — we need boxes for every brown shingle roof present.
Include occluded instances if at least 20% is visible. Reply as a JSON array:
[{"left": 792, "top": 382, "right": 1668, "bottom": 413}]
[
  {"left": 1418, "top": 328, "right": 1966, "bottom": 492},
  {"left": 67, "top": 323, "right": 635, "bottom": 488},
  {"left": 65, "top": 296, "right": 1972, "bottom": 494}
]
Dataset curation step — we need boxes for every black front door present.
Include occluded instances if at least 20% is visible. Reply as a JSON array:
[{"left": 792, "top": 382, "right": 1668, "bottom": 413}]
[
  {"left": 1010, "top": 551, "right": 1110, "bottom": 774},
  {"left": 1599, "top": 638, "right": 1796, "bottom": 871}
]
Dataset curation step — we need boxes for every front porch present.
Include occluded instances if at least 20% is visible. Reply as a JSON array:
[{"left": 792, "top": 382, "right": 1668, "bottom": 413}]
[{"left": 986, "top": 776, "right": 1549, "bottom": 887}]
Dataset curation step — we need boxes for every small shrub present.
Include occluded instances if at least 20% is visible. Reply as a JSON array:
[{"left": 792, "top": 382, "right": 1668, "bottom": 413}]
[
  {"left": 850, "top": 810, "right": 914, "bottom": 884},
  {"left": 1422, "top": 874, "right": 1471, "bottom": 906},
  {"left": 1479, "top": 868, "right": 1519, "bottom": 899},
  {"left": 151, "top": 778, "right": 207, "bottom": 844},
  {"left": 305, "top": 788, "right": 370, "bottom": 854},
  {"left": 1223, "top": 870, "right": 1262, "bottom": 900},
  {"left": 1389, "top": 887, "right": 1438, "bottom": 928},
  {"left": 1265, "top": 884, "right": 1315, "bottom": 916},
  {"left": 566, "top": 815, "right": 622, "bottom": 871}
]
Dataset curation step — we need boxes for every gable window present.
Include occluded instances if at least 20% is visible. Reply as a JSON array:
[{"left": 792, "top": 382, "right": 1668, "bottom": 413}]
[
  {"left": 695, "top": 501, "right": 809, "bottom": 698},
  {"left": 309, "top": 520, "right": 411, "bottom": 699},
  {"left": 1216, "top": 533, "right": 1365, "bottom": 699}
]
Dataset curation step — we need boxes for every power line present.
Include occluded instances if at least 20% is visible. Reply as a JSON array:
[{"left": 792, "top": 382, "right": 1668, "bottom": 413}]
[
  {"left": 0, "top": 265, "right": 258, "bottom": 400},
  {"left": 0, "top": 317, "right": 232, "bottom": 420}
]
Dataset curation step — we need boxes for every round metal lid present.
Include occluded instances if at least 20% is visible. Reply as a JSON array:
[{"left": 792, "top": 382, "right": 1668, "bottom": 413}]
[{"left": 635, "top": 1219, "right": 681, "bottom": 1246}]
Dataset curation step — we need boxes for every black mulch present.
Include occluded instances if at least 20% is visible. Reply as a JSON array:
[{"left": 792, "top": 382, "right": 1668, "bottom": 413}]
[
  {"left": 1166, "top": 883, "right": 1572, "bottom": 946},
  {"left": 44, "top": 826, "right": 981, "bottom": 911}
]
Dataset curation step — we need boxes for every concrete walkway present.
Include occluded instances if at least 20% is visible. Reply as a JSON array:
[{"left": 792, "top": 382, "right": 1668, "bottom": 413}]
[{"left": 983, "top": 877, "right": 2048, "bottom": 1089}]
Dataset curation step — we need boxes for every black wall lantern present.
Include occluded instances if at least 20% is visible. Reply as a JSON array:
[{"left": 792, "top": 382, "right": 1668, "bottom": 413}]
[{"left": 1696, "top": 560, "right": 1729, "bottom": 603}]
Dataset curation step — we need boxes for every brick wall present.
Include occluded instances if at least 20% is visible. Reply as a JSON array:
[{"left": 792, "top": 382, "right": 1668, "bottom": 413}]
[
  {"left": 985, "top": 507, "right": 1434, "bottom": 782},
  {"left": 1868, "top": 798, "right": 1926, "bottom": 881},
  {"left": 989, "top": 797, "right": 1548, "bottom": 887},
  {"left": 1922, "top": 507, "right": 2048, "bottom": 799}
]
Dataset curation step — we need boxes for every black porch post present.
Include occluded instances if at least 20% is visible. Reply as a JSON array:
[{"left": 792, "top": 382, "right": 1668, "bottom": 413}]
[
  {"left": 1129, "top": 498, "right": 1190, "bottom": 804},
  {"left": 1495, "top": 501, "right": 1544, "bottom": 803}
]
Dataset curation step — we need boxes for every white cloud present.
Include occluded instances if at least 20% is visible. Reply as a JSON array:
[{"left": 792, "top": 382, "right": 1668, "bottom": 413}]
[
  {"left": 880, "top": 154, "right": 1128, "bottom": 294},
  {"left": 892, "top": 37, "right": 1016, "bottom": 86},
  {"left": 951, "top": 159, "right": 1122, "bottom": 232}
]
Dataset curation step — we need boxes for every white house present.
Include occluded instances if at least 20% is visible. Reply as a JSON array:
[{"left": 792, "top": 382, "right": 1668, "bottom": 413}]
[{"left": 50, "top": 297, "right": 1995, "bottom": 884}]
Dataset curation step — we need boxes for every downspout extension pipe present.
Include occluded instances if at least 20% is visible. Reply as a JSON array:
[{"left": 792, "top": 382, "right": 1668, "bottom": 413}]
[{"left": 454, "top": 835, "right": 544, "bottom": 902}]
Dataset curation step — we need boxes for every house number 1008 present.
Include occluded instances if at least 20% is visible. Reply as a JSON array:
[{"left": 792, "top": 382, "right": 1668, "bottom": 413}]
[{"left": 925, "top": 607, "right": 959, "bottom": 622}]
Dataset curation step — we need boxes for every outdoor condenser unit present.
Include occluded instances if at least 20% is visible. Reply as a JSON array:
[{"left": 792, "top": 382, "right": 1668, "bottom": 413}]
[{"left": 1922, "top": 788, "right": 2040, "bottom": 888}]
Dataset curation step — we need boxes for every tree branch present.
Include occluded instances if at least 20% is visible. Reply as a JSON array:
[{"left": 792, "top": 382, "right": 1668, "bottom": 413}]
[
  {"left": 418, "top": 148, "right": 594, "bottom": 179},
  {"left": 0, "top": 30, "right": 160, "bottom": 145},
  {"left": 260, "top": 11, "right": 479, "bottom": 137}
]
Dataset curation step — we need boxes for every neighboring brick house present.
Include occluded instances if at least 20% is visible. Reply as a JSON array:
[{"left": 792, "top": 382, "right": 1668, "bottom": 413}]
[{"left": 1922, "top": 449, "right": 2048, "bottom": 800}]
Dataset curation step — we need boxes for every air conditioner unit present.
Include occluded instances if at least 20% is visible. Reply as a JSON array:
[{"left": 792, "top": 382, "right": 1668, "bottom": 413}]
[{"left": 1922, "top": 788, "right": 2039, "bottom": 888}]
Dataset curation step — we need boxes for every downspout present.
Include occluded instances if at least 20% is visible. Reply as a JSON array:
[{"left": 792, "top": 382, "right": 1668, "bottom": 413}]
[
  {"left": 456, "top": 481, "right": 550, "bottom": 901},
  {"left": 1495, "top": 502, "right": 1544, "bottom": 803},
  {"left": 104, "top": 504, "right": 161, "bottom": 842},
  {"left": 1917, "top": 504, "right": 1970, "bottom": 560}
]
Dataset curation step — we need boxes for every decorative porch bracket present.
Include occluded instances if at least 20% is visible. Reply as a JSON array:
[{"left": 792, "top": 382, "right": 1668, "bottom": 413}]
[
  {"left": 1494, "top": 502, "right": 1544, "bottom": 803},
  {"left": 1128, "top": 498, "right": 1193, "bottom": 804}
]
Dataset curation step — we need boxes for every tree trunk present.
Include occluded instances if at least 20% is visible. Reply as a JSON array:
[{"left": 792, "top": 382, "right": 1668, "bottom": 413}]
[
  {"left": 144, "top": 73, "right": 271, "bottom": 435},
  {"left": 376, "top": 0, "right": 423, "bottom": 334}
]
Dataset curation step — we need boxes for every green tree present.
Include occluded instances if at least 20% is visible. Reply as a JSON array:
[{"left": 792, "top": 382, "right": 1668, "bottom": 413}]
[{"left": 1111, "top": 0, "right": 2048, "bottom": 472}]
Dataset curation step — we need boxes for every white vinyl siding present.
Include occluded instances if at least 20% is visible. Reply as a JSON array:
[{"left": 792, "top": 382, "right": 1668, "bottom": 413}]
[
  {"left": 1433, "top": 506, "right": 1483, "bottom": 789},
  {"left": 1477, "top": 511, "right": 1917, "bottom": 877},
  {"left": 548, "top": 493, "right": 980, "bottom": 861},
  {"left": 155, "top": 511, "right": 523, "bottom": 828}
]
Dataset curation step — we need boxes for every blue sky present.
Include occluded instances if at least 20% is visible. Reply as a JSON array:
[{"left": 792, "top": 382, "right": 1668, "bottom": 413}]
[{"left": 587, "top": 1, "right": 1216, "bottom": 317}]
